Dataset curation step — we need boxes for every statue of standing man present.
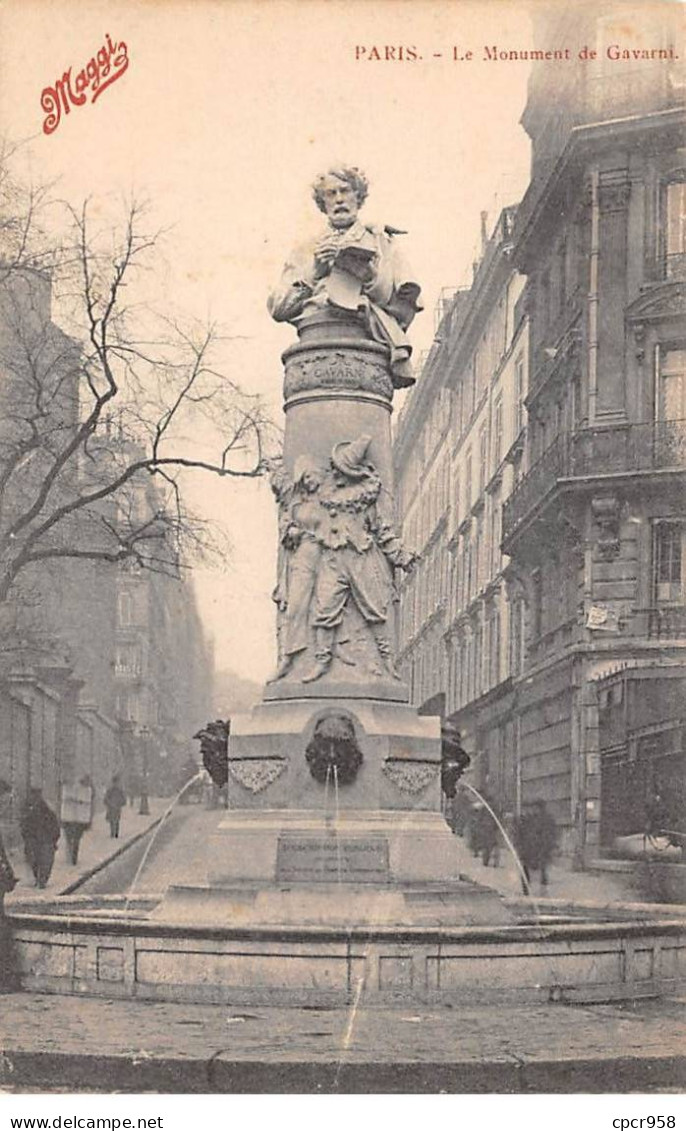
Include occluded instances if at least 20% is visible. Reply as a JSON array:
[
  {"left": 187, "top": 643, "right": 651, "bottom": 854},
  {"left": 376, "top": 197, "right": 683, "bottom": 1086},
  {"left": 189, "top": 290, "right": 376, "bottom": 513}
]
[{"left": 268, "top": 166, "right": 423, "bottom": 389}]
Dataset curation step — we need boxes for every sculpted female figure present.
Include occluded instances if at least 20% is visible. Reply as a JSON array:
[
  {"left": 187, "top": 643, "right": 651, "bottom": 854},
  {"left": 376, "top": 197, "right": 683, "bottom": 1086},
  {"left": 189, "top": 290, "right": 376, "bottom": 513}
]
[{"left": 271, "top": 458, "right": 326, "bottom": 680}]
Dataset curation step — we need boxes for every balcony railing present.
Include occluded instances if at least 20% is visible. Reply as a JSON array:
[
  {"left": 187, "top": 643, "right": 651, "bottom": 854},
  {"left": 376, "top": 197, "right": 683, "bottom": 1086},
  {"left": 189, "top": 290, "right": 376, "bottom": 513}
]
[
  {"left": 665, "top": 252, "right": 686, "bottom": 281},
  {"left": 503, "top": 419, "right": 686, "bottom": 542},
  {"left": 645, "top": 606, "right": 686, "bottom": 640}
]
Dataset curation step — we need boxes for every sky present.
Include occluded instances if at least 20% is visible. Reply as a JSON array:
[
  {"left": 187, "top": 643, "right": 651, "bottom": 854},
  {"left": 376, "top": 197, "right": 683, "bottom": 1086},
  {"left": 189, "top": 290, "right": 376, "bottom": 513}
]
[{"left": 0, "top": 0, "right": 534, "bottom": 683}]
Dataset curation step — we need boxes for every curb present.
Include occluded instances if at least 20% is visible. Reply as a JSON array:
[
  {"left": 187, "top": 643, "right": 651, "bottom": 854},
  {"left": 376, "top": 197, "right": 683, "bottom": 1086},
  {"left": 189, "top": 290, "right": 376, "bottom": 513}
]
[
  {"left": 0, "top": 1048, "right": 683, "bottom": 1093},
  {"left": 58, "top": 813, "right": 164, "bottom": 895}
]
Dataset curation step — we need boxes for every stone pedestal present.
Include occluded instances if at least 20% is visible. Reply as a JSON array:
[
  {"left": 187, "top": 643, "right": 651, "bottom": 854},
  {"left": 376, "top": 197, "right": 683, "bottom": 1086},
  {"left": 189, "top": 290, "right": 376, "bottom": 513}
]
[
  {"left": 209, "top": 809, "right": 458, "bottom": 887},
  {"left": 190, "top": 314, "right": 469, "bottom": 931},
  {"left": 226, "top": 697, "right": 440, "bottom": 811}
]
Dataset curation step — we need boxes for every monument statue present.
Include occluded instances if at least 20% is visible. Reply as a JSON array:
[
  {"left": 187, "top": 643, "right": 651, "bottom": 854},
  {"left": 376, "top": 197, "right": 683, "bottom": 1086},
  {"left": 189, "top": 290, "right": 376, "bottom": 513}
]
[
  {"left": 177, "top": 161, "right": 458, "bottom": 933},
  {"left": 157, "top": 165, "right": 487, "bottom": 948},
  {"left": 268, "top": 166, "right": 423, "bottom": 389},
  {"left": 270, "top": 434, "right": 417, "bottom": 685}
]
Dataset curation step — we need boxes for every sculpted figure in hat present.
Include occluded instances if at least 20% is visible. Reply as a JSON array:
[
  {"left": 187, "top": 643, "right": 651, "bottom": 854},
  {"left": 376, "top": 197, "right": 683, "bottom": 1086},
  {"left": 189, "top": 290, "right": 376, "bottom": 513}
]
[
  {"left": 301, "top": 433, "right": 417, "bottom": 683},
  {"left": 268, "top": 166, "right": 423, "bottom": 389},
  {"left": 268, "top": 435, "right": 418, "bottom": 684}
]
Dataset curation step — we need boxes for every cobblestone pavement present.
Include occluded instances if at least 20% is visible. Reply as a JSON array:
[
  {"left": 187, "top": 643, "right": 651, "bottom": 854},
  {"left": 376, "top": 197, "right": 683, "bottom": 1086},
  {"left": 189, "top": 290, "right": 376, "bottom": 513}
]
[{"left": 0, "top": 990, "right": 684, "bottom": 1092}]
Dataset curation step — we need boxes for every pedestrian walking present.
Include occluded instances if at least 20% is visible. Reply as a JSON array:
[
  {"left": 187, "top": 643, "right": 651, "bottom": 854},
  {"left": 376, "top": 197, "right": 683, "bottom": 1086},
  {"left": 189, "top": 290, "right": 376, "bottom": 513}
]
[
  {"left": 0, "top": 780, "right": 19, "bottom": 991},
  {"left": 467, "top": 802, "right": 485, "bottom": 857},
  {"left": 0, "top": 781, "right": 17, "bottom": 912},
  {"left": 20, "top": 789, "right": 60, "bottom": 889},
  {"left": 514, "top": 800, "right": 557, "bottom": 893},
  {"left": 126, "top": 770, "right": 141, "bottom": 808},
  {"left": 644, "top": 786, "right": 670, "bottom": 841},
  {"left": 103, "top": 774, "right": 127, "bottom": 838},
  {"left": 60, "top": 774, "right": 94, "bottom": 865},
  {"left": 476, "top": 805, "right": 500, "bottom": 867}
]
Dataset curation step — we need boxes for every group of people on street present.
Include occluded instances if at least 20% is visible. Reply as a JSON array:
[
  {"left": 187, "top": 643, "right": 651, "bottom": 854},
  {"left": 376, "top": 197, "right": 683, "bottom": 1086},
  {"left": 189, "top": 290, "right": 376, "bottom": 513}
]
[
  {"left": 0, "top": 773, "right": 130, "bottom": 895},
  {"left": 443, "top": 769, "right": 559, "bottom": 894},
  {"left": 0, "top": 772, "right": 129, "bottom": 992}
]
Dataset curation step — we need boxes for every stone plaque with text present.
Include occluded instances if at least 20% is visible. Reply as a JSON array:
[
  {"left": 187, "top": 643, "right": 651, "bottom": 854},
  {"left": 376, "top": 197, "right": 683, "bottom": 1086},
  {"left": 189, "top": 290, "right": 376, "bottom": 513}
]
[{"left": 276, "top": 834, "right": 390, "bottom": 883}]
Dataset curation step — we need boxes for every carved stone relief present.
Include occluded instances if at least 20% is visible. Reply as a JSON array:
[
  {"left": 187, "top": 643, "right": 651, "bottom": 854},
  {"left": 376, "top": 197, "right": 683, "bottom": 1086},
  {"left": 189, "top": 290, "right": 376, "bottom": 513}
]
[
  {"left": 382, "top": 761, "right": 437, "bottom": 795},
  {"left": 284, "top": 350, "right": 393, "bottom": 401},
  {"left": 268, "top": 433, "right": 417, "bottom": 686},
  {"left": 228, "top": 760, "right": 287, "bottom": 794}
]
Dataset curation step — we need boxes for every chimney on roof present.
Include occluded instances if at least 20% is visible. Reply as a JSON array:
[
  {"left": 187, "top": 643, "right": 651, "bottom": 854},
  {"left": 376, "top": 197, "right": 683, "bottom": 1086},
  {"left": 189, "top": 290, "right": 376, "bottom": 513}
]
[{"left": 480, "top": 211, "right": 489, "bottom": 252}]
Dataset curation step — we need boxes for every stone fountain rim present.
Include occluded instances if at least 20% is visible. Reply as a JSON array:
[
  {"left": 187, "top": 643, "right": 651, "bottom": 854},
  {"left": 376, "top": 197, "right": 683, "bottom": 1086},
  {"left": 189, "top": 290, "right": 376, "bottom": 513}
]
[{"left": 7, "top": 905, "right": 686, "bottom": 945}]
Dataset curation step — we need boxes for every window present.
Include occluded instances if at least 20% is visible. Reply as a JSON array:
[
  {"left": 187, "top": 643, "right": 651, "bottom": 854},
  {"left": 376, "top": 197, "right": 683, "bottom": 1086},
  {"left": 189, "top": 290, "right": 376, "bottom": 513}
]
[
  {"left": 115, "top": 690, "right": 139, "bottom": 723},
  {"left": 474, "top": 516, "right": 483, "bottom": 594},
  {"left": 531, "top": 569, "right": 543, "bottom": 640},
  {"left": 653, "top": 521, "right": 685, "bottom": 603},
  {"left": 509, "top": 599, "right": 524, "bottom": 677},
  {"left": 478, "top": 425, "right": 488, "bottom": 493},
  {"left": 571, "top": 375, "right": 581, "bottom": 428},
  {"left": 514, "top": 355, "right": 524, "bottom": 434},
  {"left": 459, "top": 639, "right": 468, "bottom": 707},
  {"left": 541, "top": 269, "right": 551, "bottom": 330},
  {"left": 657, "top": 347, "right": 686, "bottom": 422},
  {"left": 489, "top": 609, "right": 501, "bottom": 686},
  {"left": 663, "top": 175, "right": 686, "bottom": 279},
  {"left": 490, "top": 497, "right": 502, "bottom": 576},
  {"left": 454, "top": 384, "right": 463, "bottom": 439},
  {"left": 464, "top": 451, "right": 472, "bottom": 512},
  {"left": 117, "top": 591, "right": 134, "bottom": 627},
  {"left": 464, "top": 541, "right": 472, "bottom": 604},
  {"left": 114, "top": 644, "right": 141, "bottom": 676},
  {"left": 492, "top": 397, "right": 503, "bottom": 470},
  {"left": 558, "top": 238, "right": 568, "bottom": 310},
  {"left": 474, "top": 621, "right": 483, "bottom": 697}
]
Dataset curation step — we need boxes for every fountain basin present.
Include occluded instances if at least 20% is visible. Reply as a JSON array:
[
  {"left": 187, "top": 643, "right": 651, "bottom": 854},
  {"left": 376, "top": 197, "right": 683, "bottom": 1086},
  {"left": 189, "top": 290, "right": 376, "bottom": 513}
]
[{"left": 8, "top": 897, "right": 686, "bottom": 1007}]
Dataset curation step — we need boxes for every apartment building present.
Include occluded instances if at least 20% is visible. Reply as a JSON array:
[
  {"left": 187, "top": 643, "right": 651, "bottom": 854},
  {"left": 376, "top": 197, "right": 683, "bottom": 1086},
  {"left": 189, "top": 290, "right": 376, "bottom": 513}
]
[{"left": 394, "top": 1, "right": 685, "bottom": 861}]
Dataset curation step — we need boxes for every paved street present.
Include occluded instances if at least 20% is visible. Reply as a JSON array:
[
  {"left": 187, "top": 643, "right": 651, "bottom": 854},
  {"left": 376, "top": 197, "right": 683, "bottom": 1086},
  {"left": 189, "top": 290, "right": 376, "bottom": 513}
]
[
  {"left": 78, "top": 804, "right": 222, "bottom": 895},
  {"left": 2, "top": 804, "right": 684, "bottom": 1092},
  {"left": 5, "top": 798, "right": 667, "bottom": 909},
  {"left": 449, "top": 831, "right": 640, "bottom": 906},
  {"left": 0, "top": 989, "right": 684, "bottom": 1092}
]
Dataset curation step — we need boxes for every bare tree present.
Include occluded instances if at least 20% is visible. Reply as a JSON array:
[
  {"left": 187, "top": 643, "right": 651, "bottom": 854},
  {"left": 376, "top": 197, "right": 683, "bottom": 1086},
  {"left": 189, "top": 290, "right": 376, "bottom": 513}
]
[{"left": 0, "top": 146, "right": 275, "bottom": 617}]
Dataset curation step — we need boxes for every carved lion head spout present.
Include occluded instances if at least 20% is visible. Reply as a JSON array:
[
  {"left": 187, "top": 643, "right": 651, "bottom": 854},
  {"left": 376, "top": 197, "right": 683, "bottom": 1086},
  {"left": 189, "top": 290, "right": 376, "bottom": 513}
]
[
  {"left": 193, "top": 719, "right": 230, "bottom": 788},
  {"left": 305, "top": 713, "right": 363, "bottom": 785}
]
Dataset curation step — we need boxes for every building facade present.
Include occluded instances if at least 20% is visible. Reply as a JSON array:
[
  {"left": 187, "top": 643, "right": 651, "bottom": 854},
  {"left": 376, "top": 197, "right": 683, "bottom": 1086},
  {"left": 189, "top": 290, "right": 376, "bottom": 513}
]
[
  {"left": 394, "top": 2, "right": 685, "bottom": 861},
  {"left": 394, "top": 209, "right": 529, "bottom": 821}
]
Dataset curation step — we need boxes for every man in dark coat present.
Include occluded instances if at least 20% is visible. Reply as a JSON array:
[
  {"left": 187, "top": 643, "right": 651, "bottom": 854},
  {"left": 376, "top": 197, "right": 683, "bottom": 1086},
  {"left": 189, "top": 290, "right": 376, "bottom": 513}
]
[
  {"left": 103, "top": 775, "right": 127, "bottom": 838},
  {"left": 515, "top": 800, "right": 558, "bottom": 892},
  {"left": 0, "top": 781, "right": 17, "bottom": 910},
  {"left": 20, "top": 789, "right": 60, "bottom": 888},
  {"left": 0, "top": 780, "right": 19, "bottom": 991}
]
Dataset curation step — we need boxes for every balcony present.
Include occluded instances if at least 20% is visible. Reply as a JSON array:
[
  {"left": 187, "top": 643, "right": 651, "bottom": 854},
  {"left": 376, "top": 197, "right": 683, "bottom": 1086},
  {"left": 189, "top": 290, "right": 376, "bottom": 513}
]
[
  {"left": 503, "top": 419, "right": 686, "bottom": 544},
  {"left": 644, "top": 606, "right": 686, "bottom": 640},
  {"left": 665, "top": 252, "right": 686, "bottom": 281}
]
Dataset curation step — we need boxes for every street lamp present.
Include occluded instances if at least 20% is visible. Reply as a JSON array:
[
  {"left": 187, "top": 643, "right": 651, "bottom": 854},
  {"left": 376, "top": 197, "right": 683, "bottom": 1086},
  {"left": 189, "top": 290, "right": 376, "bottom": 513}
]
[{"left": 138, "top": 725, "right": 150, "bottom": 816}]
